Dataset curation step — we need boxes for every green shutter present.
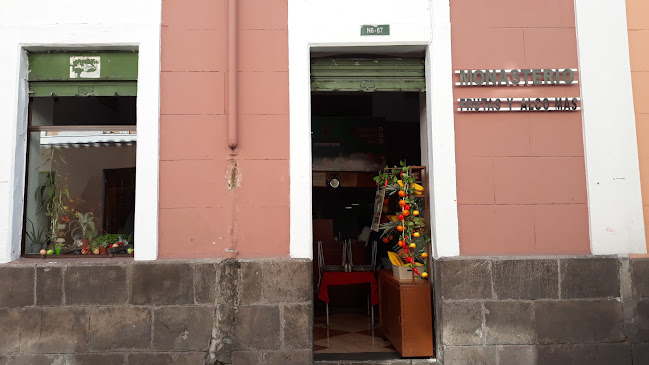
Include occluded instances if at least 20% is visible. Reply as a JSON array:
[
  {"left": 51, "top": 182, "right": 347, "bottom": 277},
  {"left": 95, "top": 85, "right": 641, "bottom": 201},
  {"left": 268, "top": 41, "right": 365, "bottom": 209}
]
[
  {"left": 311, "top": 58, "right": 425, "bottom": 92},
  {"left": 28, "top": 51, "right": 138, "bottom": 97}
]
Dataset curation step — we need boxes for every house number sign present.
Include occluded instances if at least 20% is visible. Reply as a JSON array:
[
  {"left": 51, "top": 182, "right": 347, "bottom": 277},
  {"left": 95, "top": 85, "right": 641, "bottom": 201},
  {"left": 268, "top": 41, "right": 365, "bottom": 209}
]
[
  {"left": 455, "top": 68, "right": 581, "bottom": 112},
  {"left": 361, "top": 24, "right": 390, "bottom": 36}
]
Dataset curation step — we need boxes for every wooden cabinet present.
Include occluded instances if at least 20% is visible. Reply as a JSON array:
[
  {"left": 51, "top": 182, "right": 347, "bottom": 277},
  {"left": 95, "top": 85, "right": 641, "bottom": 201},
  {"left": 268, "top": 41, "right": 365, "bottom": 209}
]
[{"left": 378, "top": 270, "right": 434, "bottom": 358}]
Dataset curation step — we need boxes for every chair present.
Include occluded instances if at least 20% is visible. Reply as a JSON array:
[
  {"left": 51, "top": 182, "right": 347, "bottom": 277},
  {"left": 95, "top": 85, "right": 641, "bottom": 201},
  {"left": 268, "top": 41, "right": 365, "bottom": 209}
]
[
  {"left": 317, "top": 240, "right": 347, "bottom": 292},
  {"left": 348, "top": 239, "right": 377, "bottom": 326}
]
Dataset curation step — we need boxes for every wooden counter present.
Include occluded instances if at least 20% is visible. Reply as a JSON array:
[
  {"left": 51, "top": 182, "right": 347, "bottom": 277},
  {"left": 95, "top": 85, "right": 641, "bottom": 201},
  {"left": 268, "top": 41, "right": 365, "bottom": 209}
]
[{"left": 378, "top": 269, "right": 434, "bottom": 358}]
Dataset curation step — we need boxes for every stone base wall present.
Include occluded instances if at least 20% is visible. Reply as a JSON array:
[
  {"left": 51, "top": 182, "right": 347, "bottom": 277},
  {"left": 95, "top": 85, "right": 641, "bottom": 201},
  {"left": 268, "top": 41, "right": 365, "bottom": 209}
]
[
  {"left": 0, "top": 259, "right": 312, "bottom": 365},
  {"left": 434, "top": 257, "right": 649, "bottom": 365}
]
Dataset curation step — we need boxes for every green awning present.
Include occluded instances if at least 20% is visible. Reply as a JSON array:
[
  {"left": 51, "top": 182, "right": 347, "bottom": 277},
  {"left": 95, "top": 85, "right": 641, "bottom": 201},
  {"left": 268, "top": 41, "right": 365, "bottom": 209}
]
[
  {"left": 311, "top": 58, "right": 425, "bottom": 92},
  {"left": 28, "top": 51, "right": 138, "bottom": 97}
]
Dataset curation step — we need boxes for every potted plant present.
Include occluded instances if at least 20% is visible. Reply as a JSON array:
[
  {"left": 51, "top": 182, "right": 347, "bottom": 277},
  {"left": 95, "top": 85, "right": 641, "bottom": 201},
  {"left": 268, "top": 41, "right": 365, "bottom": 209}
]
[
  {"left": 70, "top": 212, "right": 99, "bottom": 252},
  {"left": 374, "top": 162, "right": 430, "bottom": 281},
  {"left": 25, "top": 219, "right": 47, "bottom": 254}
]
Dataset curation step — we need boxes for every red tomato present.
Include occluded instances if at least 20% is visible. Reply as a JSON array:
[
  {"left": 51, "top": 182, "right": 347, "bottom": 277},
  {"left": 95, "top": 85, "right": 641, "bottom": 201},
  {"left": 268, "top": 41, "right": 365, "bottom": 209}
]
[{"left": 398, "top": 214, "right": 405, "bottom": 221}]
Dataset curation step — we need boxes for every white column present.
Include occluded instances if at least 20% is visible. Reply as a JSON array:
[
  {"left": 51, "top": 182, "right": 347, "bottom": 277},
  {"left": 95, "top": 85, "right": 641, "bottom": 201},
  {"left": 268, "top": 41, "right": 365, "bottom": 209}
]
[
  {"left": 425, "top": 0, "right": 460, "bottom": 258},
  {"left": 288, "top": 0, "right": 314, "bottom": 259},
  {"left": 575, "top": 0, "right": 647, "bottom": 254}
]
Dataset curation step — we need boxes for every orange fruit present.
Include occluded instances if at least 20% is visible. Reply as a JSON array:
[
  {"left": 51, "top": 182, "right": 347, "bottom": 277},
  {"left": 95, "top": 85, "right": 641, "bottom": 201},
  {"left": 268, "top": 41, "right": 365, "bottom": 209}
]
[
  {"left": 403, "top": 210, "right": 410, "bottom": 216},
  {"left": 399, "top": 200, "right": 406, "bottom": 207},
  {"left": 421, "top": 272, "right": 429, "bottom": 279},
  {"left": 421, "top": 252, "right": 428, "bottom": 259},
  {"left": 409, "top": 243, "right": 416, "bottom": 249},
  {"left": 398, "top": 190, "right": 406, "bottom": 197},
  {"left": 389, "top": 235, "right": 394, "bottom": 240},
  {"left": 413, "top": 232, "right": 420, "bottom": 238},
  {"left": 398, "top": 240, "right": 405, "bottom": 247},
  {"left": 413, "top": 210, "right": 419, "bottom": 216},
  {"left": 397, "top": 225, "right": 404, "bottom": 232}
]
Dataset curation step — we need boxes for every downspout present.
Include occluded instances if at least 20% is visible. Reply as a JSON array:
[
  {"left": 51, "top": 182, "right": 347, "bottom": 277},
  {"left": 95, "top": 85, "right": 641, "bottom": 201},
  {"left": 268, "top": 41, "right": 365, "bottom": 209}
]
[
  {"left": 227, "top": 0, "right": 238, "bottom": 150},
  {"left": 224, "top": 0, "right": 240, "bottom": 260}
]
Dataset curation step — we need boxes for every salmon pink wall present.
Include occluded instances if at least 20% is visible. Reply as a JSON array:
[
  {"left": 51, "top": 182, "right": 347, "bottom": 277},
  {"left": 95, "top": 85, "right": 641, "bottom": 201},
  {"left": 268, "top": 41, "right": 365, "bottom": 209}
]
[
  {"left": 627, "top": 0, "right": 649, "bottom": 253},
  {"left": 158, "top": 0, "right": 289, "bottom": 258},
  {"left": 451, "top": 0, "right": 590, "bottom": 255}
]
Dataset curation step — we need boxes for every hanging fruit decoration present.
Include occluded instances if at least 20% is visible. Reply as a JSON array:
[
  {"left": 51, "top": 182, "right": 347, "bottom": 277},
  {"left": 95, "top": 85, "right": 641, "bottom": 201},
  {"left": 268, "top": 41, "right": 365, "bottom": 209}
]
[{"left": 373, "top": 161, "right": 431, "bottom": 279}]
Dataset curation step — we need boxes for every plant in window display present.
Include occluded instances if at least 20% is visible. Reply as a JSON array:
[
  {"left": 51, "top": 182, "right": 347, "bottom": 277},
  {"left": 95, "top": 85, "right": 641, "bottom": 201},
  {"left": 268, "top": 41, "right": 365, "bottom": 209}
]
[
  {"left": 70, "top": 212, "right": 99, "bottom": 249},
  {"left": 25, "top": 218, "right": 48, "bottom": 253},
  {"left": 92, "top": 233, "right": 134, "bottom": 256},
  {"left": 34, "top": 147, "right": 71, "bottom": 251}
]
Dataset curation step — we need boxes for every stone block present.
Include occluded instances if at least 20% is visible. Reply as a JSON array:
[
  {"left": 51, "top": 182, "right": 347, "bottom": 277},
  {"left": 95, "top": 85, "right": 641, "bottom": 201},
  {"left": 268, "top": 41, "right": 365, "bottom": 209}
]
[
  {"left": 194, "top": 263, "right": 218, "bottom": 304},
  {"left": 636, "top": 299, "right": 649, "bottom": 341},
  {"left": 560, "top": 258, "right": 620, "bottom": 299},
  {"left": 437, "top": 259, "right": 492, "bottom": 300},
  {"left": 0, "top": 355, "right": 64, "bottom": 365},
  {"left": 572, "top": 343, "right": 632, "bottom": 365},
  {"left": 89, "top": 307, "right": 152, "bottom": 351},
  {"left": 0, "top": 267, "right": 34, "bottom": 307},
  {"left": 238, "top": 261, "right": 262, "bottom": 305},
  {"left": 152, "top": 306, "right": 214, "bottom": 351},
  {"left": 263, "top": 350, "right": 312, "bottom": 365},
  {"left": 493, "top": 260, "right": 558, "bottom": 299},
  {"left": 443, "top": 345, "right": 497, "bottom": 365},
  {"left": 282, "top": 304, "right": 312, "bottom": 349},
  {"left": 20, "top": 307, "right": 89, "bottom": 353},
  {"left": 172, "top": 353, "right": 207, "bottom": 364},
  {"left": 35, "top": 267, "right": 62, "bottom": 306},
  {"left": 535, "top": 300, "right": 624, "bottom": 343},
  {"left": 64, "top": 265, "right": 127, "bottom": 305},
  {"left": 234, "top": 305, "right": 280, "bottom": 350},
  {"left": 68, "top": 354, "right": 125, "bottom": 365},
  {"left": 633, "top": 342, "right": 649, "bottom": 365},
  {"left": 632, "top": 259, "right": 649, "bottom": 298},
  {"left": 498, "top": 346, "right": 537, "bottom": 365},
  {"left": 440, "top": 302, "right": 483, "bottom": 345},
  {"left": 128, "top": 353, "right": 173, "bottom": 365},
  {"left": 232, "top": 351, "right": 263, "bottom": 365},
  {"left": 130, "top": 263, "right": 194, "bottom": 305},
  {"left": 0, "top": 309, "right": 21, "bottom": 354},
  {"left": 536, "top": 344, "right": 573, "bottom": 365},
  {"left": 484, "top": 301, "right": 535, "bottom": 344},
  {"left": 261, "top": 260, "right": 311, "bottom": 303}
]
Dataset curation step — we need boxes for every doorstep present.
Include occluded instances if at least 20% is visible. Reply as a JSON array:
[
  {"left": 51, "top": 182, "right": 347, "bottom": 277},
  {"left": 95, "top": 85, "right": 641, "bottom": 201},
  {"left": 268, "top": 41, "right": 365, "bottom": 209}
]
[{"left": 314, "top": 359, "right": 440, "bottom": 365}]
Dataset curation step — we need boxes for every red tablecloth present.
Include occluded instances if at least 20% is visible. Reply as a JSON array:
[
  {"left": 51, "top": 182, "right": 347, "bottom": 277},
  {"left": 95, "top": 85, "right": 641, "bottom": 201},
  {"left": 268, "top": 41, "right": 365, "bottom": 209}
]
[{"left": 318, "top": 271, "right": 379, "bottom": 305}]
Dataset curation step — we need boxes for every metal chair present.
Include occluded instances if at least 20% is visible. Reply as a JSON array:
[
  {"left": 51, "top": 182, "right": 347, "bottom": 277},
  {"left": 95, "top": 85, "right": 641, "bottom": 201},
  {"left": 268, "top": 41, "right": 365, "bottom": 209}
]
[{"left": 317, "top": 240, "right": 347, "bottom": 292}]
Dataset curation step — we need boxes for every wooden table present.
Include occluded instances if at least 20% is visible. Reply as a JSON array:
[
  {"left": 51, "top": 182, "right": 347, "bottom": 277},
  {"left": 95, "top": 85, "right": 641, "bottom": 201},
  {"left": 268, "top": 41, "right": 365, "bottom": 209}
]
[
  {"left": 378, "top": 269, "right": 434, "bottom": 357},
  {"left": 317, "top": 271, "right": 378, "bottom": 326}
]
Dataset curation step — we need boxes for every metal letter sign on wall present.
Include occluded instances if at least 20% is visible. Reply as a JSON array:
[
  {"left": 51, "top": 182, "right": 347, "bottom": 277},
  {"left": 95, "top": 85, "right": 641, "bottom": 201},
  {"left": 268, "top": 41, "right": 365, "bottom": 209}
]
[
  {"left": 455, "top": 68, "right": 581, "bottom": 112},
  {"left": 361, "top": 25, "right": 390, "bottom": 36}
]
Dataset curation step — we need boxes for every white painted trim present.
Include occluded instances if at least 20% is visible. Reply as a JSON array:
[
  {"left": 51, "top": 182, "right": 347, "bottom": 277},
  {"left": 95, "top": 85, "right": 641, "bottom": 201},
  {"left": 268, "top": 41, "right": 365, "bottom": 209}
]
[
  {"left": 289, "top": 0, "right": 313, "bottom": 259},
  {"left": 288, "top": 0, "right": 460, "bottom": 259},
  {"left": 0, "top": 3, "right": 162, "bottom": 263},
  {"left": 426, "top": 0, "right": 460, "bottom": 258},
  {"left": 575, "top": 0, "right": 647, "bottom": 254}
]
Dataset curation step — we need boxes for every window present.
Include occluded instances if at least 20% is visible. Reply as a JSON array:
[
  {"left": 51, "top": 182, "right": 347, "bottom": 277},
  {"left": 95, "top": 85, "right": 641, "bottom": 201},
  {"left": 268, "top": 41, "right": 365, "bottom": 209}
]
[{"left": 23, "top": 51, "right": 138, "bottom": 257}]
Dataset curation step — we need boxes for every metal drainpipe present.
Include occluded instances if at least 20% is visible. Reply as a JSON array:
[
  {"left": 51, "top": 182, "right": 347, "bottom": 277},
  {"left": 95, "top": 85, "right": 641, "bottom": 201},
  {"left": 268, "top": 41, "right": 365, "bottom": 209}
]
[{"left": 227, "top": 0, "right": 238, "bottom": 150}]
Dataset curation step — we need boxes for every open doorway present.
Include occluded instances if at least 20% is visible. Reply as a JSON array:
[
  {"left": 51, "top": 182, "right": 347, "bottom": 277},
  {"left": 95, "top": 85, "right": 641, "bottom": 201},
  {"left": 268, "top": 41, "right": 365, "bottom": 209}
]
[{"left": 311, "top": 55, "right": 430, "bottom": 360}]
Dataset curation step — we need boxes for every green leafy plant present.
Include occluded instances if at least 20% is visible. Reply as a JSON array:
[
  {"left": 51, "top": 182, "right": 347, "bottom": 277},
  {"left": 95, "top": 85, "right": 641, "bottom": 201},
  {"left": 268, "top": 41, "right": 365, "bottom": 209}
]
[
  {"left": 70, "top": 212, "right": 99, "bottom": 242},
  {"left": 93, "top": 233, "right": 132, "bottom": 248},
  {"left": 25, "top": 218, "right": 47, "bottom": 250},
  {"left": 34, "top": 147, "right": 70, "bottom": 246}
]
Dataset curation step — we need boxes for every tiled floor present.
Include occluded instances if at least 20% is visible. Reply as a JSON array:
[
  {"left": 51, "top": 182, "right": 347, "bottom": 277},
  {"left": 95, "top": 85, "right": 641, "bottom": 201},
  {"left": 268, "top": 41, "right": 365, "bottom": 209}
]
[{"left": 313, "top": 309, "right": 398, "bottom": 354}]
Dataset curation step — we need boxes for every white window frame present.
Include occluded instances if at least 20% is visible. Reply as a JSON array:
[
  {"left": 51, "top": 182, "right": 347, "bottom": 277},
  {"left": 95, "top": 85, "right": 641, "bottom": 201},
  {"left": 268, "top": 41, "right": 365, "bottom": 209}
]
[{"left": 0, "top": 17, "right": 161, "bottom": 263}]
